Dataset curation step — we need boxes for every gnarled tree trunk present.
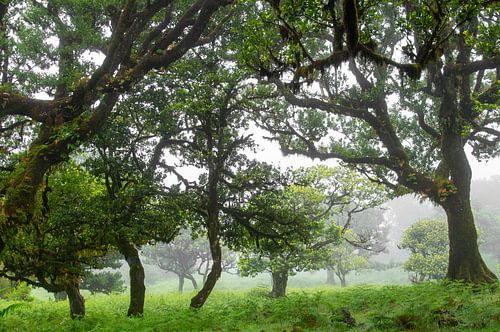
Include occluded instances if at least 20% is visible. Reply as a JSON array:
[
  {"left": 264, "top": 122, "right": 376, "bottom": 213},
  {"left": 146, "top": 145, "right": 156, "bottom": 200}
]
[
  {"left": 65, "top": 281, "right": 85, "bottom": 319},
  {"left": 190, "top": 168, "right": 222, "bottom": 308},
  {"left": 118, "top": 238, "right": 146, "bottom": 316},
  {"left": 189, "top": 228, "right": 222, "bottom": 308},
  {"left": 270, "top": 270, "right": 288, "bottom": 298},
  {"left": 442, "top": 195, "right": 497, "bottom": 283},
  {"left": 439, "top": 87, "right": 497, "bottom": 283}
]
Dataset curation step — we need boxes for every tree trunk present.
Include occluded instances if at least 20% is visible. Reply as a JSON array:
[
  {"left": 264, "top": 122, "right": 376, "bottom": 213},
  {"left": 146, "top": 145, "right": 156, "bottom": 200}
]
[
  {"left": 442, "top": 195, "right": 497, "bottom": 283},
  {"left": 65, "top": 282, "right": 85, "bottom": 319},
  {"left": 326, "top": 269, "right": 336, "bottom": 286},
  {"left": 54, "top": 291, "right": 67, "bottom": 301},
  {"left": 438, "top": 68, "right": 497, "bottom": 284},
  {"left": 337, "top": 273, "right": 347, "bottom": 287},
  {"left": 190, "top": 166, "right": 222, "bottom": 308},
  {"left": 186, "top": 274, "right": 199, "bottom": 290},
  {"left": 270, "top": 270, "right": 288, "bottom": 298},
  {"left": 178, "top": 275, "right": 185, "bottom": 292},
  {"left": 189, "top": 231, "right": 222, "bottom": 308},
  {"left": 118, "top": 238, "right": 146, "bottom": 316}
]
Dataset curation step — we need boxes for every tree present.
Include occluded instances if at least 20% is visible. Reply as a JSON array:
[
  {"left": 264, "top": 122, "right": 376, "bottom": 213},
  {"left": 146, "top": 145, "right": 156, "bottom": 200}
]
[
  {"left": 142, "top": 232, "right": 203, "bottom": 292},
  {"left": 399, "top": 219, "right": 449, "bottom": 282},
  {"left": 81, "top": 271, "right": 126, "bottom": 295},
  {"left": 238, "top": 165, "right": 387, "bottom": 297},
  {"left": 0, "top": 0, "right": 233, "bottom": 257},
  {"left": 327, "top": 233, "right": 369, "bottom": 287},
  {"left": 327, "top": 208, "right": 389, "bottom": 286},
  {"left": 241, "top": 0, "right": 499, "bottom": 283},
  {"left": 0, "top": 163, "right": 112, "bottom": 318},
  {"left": 85, "top": 107, "right": 184, "bottom": 316},
  {"left": 81, "top": 253, "right": 126, "bottom": 295}
]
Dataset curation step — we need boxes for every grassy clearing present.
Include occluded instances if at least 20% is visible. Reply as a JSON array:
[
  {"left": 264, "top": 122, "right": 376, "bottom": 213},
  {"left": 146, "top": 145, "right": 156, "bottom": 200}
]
[{"left": 1, "top": 282, "right": 499, "bottom": 331}]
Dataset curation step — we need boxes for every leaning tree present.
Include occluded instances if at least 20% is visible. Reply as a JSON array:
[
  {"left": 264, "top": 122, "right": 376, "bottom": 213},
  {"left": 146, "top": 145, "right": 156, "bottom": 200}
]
[
  {"left": 241, "top": 0, "right": 499, "bottom": 283},
  {"left": 0, "top": 0, "right": 233, "bottom": 255}
]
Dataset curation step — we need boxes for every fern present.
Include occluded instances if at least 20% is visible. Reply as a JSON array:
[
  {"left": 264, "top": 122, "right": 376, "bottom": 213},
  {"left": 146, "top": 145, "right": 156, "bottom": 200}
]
[{"left": 0, "top": 303, "right": 24, "bottom": 317}]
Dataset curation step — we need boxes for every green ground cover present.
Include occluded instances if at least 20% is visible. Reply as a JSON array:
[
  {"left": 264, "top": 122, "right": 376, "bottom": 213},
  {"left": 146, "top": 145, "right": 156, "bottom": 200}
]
[{"left": 1, "top": 282, "right": 498, "bottom": 331}]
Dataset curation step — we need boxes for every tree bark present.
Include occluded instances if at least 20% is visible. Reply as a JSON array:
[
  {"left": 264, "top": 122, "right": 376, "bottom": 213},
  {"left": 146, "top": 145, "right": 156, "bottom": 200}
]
[
  {"left": 438, "top": 70, "right": 497, "bottom": 284},
  {"left": 270, "top": 270, "right": 288, "bottom": 298},
  {"left": 442, "top": 195, "right": 497, "bottom": 283},
  {"left": 118, "top": 238, "right": 146, "bottom": 316},
  {"left": 189, "top": 229, "right": 222, "bottom": 308},
  {"left": 190, "top": 151, "right": 223, "bottom": 308},
  {"left": 326, "top": 269, "right": 336, "bottom": 285},
  {"left": 65, "top": 282, "right": 85, "bottom": 319},
  {"left": 178, "top": 275, "right": 185, "bottom": 292}
]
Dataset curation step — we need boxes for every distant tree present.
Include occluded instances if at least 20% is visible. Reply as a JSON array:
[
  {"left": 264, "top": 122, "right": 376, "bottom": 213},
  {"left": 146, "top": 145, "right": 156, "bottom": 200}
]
[
  {"left": 238, "top": 166, "right": 387, "bottom": 297},
  {"left": 142, "top": 233, "right": 203, "bottom": 292},
  {"left": 81, "top": 271, "right": 125, "bottom": 295},
  {"left": 143, "top": 232, "right": 238, "bottom": 292},
  {"left": 327, "top": 232, "right": 370, "bottom": 287},
  {"left": 81, "top": 253, "right": 125, "bottom": 295},
  {"left": 399, "top": 220, "right": 448, "bottom": 282}
]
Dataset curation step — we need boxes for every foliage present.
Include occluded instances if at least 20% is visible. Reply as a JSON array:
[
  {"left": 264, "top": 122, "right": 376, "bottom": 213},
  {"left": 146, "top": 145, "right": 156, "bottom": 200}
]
[
  {"left": 81, "top": 271, "right": 125, "bottom": 295},
  {"left": 0, "top": 283, "right": 498, "bottom": 331},
  {"left": 0, "top": 303, "right": 24, "bottom": 318},
  {"left": 241, "top": 0, "right": 499, "bottom": 282},
  {"left": 238, "top": 165, "right": 387, "bottom": 295},
  {"left": 327, "top": 233, "right": 370, "bottom": 287},
  {"left": 0, "top": 163, "right": 111, "bottom": 292},
  {"left": 0, "top": 279, "right": 31, "bottom": 302},
  {"left": 400, "top": 220, "right": 449, "bottom": 282}
]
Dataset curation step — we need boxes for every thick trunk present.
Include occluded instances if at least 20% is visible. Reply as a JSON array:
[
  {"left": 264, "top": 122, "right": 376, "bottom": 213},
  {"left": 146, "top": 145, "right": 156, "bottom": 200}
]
[
  {"left": 54, "top": 291, "right": 67, "bottom": 301},
  {"left": 438, "top": 68, "right": 497, "bottom": 284},
  {"left": 65, "top": 282, "right": 85, "bottom": 319},
  {"left": 178, "top": 275, "right": 185, "bottom": 292},
  {"left": 270, "top": 270, "right": 288, "bottom": 298},
  {"left": 186, "top": 274, "right": 198, "bottom": 289},
  {"left": 443, "top": 196, "right": 497, "bottom": 283},
  {"left": 118, "top": 238, "right": 146, "bottom": 316},
  {"left": 326, "top": 269, "right": 336, "bottom": 285}
]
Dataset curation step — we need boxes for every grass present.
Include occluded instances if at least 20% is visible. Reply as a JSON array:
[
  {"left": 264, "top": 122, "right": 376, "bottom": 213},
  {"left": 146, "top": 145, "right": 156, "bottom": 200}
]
[{"left": 1, "top": 282, "right": 499, "bottom": 331}]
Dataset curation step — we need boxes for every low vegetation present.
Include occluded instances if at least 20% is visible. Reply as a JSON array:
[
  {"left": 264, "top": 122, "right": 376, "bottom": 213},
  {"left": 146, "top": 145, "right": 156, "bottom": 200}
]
[{"left": 1, "top": 282, "right": 498, "bottom": 331}]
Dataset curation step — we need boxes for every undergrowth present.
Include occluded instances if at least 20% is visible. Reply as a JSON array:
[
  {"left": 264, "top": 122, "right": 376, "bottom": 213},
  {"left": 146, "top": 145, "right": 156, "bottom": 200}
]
[{"left": 0, "top": 282, "right": 498, "bottom": 331}]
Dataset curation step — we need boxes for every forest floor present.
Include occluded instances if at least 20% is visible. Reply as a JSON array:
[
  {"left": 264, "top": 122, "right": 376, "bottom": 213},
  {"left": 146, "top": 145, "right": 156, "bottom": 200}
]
[{"left": 1, "top": 282, "right": 499, "bottom": 331}]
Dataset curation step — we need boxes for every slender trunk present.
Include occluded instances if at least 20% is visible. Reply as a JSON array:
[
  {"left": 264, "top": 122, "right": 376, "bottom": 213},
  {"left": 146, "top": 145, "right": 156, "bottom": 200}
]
[
  {"left": 340, "top": 275, "right": 347, "bottom": 287},
  {"left": 326, "top": 269, "right": 336, "bottom": 285},
  {"left": 118, "top": 238, "right": 146, "bottom": 316},
  {"left": 270, "top": 270, "right": 288, "bottom": 298},
  {"left": 65, "top": 281, "right": 85, "bottom": 319},
  {"left": 189, "top": 227, "right": 222, "bottom": 308},
  {"left": 178, "top": 275, "right": 185, "bottom": 292},
  {"left": 186, "top": 274, "right": 198, "bottom": 289},
  {"left": 190, "top": 165, "right": 222, "bottom": 308},
  {"left": 336, "top": 271, "right": 347, "bottom": 287}
]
